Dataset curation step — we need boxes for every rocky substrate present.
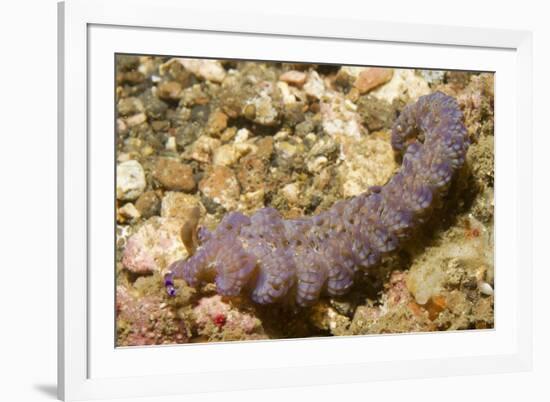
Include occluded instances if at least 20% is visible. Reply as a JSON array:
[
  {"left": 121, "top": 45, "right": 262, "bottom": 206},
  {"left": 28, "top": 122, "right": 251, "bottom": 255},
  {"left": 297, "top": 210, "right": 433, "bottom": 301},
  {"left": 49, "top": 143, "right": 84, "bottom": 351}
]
[{"left": 115, "top": 55, "right": 494, "bottom": 346}]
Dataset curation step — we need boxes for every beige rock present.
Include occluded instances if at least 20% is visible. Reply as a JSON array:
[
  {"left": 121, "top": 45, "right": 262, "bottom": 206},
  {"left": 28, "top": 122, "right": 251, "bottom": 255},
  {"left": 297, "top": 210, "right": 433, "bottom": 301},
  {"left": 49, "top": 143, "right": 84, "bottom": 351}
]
[
  {"left": 320, "top": 90, "right": 366, "bottom": 139},
  {"left": 206, "top": 110, "right": 228, "bottom": 136},
  {"left": 117, "top": 97, "right": 144, "bottom": 116},
  {"left": 140, "top": 145, "right": 154, "bottom": 157},
  {"left": 220, "top": 127, "right": 238, "bottom": 143},
  {"left": 304, "top": 133, "right": 317, "bottom": 146},
  {"left": 116, "top": 118, "right": 128, "bottom": 135},
  {"left": 179, "top": 83, "right": 210, "bottom": 106},
  {"left": 122, "top": 217, "right": 188, "bottom": 274},
  {"left": 117, "top": 152, "right": 131, "bottom": 163},
  {"left": 199, "top": 166, "right": 240, "bottom": 210},
  {"left": 307, "top": 156, "right": 328, "bottom": 173},
  {"left": 275, "top": 141, "right": 298, "bottom": 158},
  {"left": 125, "top": 112, "right": 147, "bottom": 127},
  {"left": 238, "top": 189, "right": 265, "bottom": 213},
  {"left": 118, "top": 202, "right": 141, "bottom": 221},
  {"left": 162, "top": 58, "right": 226, "bottom": 83},
  {"left": 212, "top": 143, "right": 255, "bottom": 167},
  {"left": 281, "top": 182, "right": 301, "bottom": 205},
  {"left": 189, "top": 136, "right": 221, "bottom": 163},
  {"left": 212, "top": 144, "right": 240, "bottom": 167},
  {"left": 161, "top": 192, "right": 205, "bottom": 220},
  {"left": 274, "top": 130, "right": 290, "bottom": 141},
  {"left": 308, "top": 136, "right": 337, "bottom": 158},
  {"left": 244, "top": 93, "right": 278, "bottom": 126},
  {"left": 235, "top": 155, "right": 267, "bottom": 193},
  {"left": 370, "top": 69, "right": 430, "bottom": 103},
  {"left": 135, "top": 191, "right": 161, "bottom": 218},
  {"left": 255, "top": 137, "right": 274, "bottom": 159},
  {"left": 165, "top": 136, "right": 177, "bottom": 152},
  {"left": 335, "top": 66, "right": 366, "bottom": 85},
  {"left": 153, "top": 158, "right": 196, "bottom": 192},
  {"left": 407, "top": 263, "right": 446, "bottom": 306},
  {"left": 137, "top": 56, "right": 157, "bottom": 78},
  {"left": 116, "top": 160, "right": 146, "bottom": 201},
  {"left": 337, "top": 135, "right": 397, "bottom": 198},
  {"left": 157, "top": 81, "right": 182, "bottom": 101},
  {"left": 279, "top": 70, "right": 307, "bottom": 87},
  {"left": 303, "top": 70, "right": 325, "bottom": 99},
  {"left": 277, "top": 81, "right": 297, "bottom": 105},
  {"left": 354, "top": 67, "right": 394, "bottom": 94}
]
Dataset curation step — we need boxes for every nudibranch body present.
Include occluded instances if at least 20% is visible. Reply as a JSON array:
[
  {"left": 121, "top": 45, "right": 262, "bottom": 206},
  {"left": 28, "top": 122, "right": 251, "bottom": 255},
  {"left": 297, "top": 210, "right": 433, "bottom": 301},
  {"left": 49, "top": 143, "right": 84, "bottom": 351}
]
[{"left": 165, "top": 91, "right": 469, "bottom": 306}]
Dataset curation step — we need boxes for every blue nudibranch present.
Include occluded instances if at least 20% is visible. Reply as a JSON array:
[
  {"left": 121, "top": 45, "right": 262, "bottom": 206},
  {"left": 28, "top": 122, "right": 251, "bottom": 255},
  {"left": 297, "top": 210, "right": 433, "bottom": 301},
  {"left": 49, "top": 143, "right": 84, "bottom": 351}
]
[{"left": 165, "top": 92, "right": 469, "bottom": 306}]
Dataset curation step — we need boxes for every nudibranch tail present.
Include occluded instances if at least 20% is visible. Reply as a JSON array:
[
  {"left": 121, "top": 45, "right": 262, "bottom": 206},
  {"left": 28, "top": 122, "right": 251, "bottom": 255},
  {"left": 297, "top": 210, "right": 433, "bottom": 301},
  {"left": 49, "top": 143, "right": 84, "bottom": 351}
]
[{"left": 165, "top": 91, "right": 469, "bottom": 306}]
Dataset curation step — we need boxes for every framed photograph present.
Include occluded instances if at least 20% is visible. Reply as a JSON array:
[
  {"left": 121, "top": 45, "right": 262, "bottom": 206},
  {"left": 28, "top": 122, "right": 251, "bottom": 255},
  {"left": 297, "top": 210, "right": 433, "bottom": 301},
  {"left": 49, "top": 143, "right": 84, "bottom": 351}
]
[{"left": 58, "top": 0, "right": 533, "bottom": 400}]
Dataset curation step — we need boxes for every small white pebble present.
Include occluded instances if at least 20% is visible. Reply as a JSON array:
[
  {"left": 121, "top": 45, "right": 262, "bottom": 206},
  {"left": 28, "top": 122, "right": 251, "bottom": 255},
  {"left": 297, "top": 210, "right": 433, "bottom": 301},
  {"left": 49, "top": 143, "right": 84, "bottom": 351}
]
[
  {"left": 305, "top": 133, "right": 317, "bottom": 144},
  {"left": 118, "top": 202, "right": 141, "bottom": 220},
  {"left": 307, "top": 156, "right": 328, "bottom": 173},
  {"left": 344, "top": 99, "right": 358, "bottom": 111},
  {"left": 165, "top": 136, "right": 177, "bottom": 152},
  {"left": 117, "top": 160, "right": 146, "bottom": 200},
  {"left": 479, "top": 281, "right": 494, "bottom": 296},
  {"left": 281, "top": 182, "right": 301, "bottom": 204},
  {"left": 117, "top": 152, "right": 131, "bottom": 162},
  {"left": 274, "top": 130, "right": 290, "bottom": 140},
  {"left": 234, "top": 128, "right": 250, "bottom": 143}
]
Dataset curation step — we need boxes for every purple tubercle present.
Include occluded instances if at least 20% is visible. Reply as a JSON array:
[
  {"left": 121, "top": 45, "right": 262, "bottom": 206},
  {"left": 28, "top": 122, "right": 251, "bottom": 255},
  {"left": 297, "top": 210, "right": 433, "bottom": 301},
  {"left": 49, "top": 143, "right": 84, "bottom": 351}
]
[{"left": 165, "top": 92, "right": 469, "bottom": 306}]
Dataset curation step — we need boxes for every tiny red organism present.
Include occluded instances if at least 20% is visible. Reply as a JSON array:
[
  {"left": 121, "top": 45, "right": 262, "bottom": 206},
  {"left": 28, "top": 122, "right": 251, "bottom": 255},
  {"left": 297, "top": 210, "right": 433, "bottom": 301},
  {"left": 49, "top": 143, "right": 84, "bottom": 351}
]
[{"left": 213, "top": 313, "right": 227, "bottom": 328}]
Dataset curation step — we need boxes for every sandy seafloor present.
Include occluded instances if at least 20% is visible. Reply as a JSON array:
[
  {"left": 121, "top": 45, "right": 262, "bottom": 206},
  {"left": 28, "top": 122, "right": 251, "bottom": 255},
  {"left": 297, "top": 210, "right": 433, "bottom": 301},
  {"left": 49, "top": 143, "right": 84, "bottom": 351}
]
[{"left": 114, "top": 56, "right": 494, "bottom": 346}]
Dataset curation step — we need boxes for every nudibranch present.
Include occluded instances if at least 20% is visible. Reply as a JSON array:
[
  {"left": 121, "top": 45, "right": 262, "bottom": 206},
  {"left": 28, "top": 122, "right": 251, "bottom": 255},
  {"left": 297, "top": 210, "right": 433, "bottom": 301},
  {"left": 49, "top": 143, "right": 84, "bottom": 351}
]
[{"left": 165, "top": 91, "right": 469, "bottom": 306}]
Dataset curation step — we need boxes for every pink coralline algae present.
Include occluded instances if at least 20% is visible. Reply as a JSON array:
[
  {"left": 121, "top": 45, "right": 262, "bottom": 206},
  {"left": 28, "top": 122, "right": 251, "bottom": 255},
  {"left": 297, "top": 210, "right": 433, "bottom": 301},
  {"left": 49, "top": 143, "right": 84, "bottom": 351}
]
[
  {"left": 165, "top": 92, "right": 469, "bottom": 306},
  {"left": 116, "top": 286, "right": 189, "bottom": 346},
  {"left": 192, "top": 295, "right": 263, "bottom": 336}
]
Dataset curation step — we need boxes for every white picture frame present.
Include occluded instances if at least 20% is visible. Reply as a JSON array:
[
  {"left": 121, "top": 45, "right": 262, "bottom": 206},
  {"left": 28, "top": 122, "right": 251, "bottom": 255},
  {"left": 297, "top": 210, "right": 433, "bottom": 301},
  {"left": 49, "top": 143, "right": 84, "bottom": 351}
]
[{"left": 58, "top": 0, "right": 533, "bottom": 400}]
